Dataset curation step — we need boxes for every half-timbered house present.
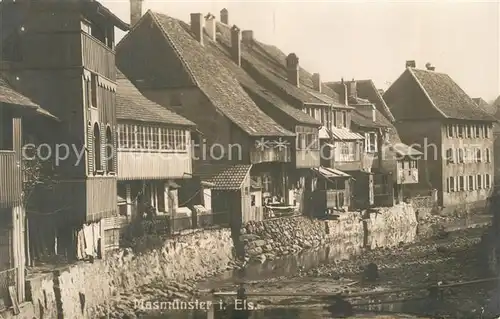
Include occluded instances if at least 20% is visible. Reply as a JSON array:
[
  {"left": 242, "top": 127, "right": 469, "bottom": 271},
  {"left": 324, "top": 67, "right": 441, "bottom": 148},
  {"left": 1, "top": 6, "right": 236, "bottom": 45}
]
[
  {"left": 327, "top": 79, "right": 423, "bottom": 206},
  {"left": 384, "top": 61, "right": 497, "bottom": 212},
  {"left": 0, "top": 0, "right": 129, "bottom": 260},
  {"left": 113, "top": 68, "right": 195, "bottom": 245},
  {"left": 116, "top": 9, "right": 295, "bottom": 226},
  {"left": 195, "top": 14, "right": 322, "bottom": 216},
  {"left": 213, "top": 10, "right": 369, "bottom": 213}
]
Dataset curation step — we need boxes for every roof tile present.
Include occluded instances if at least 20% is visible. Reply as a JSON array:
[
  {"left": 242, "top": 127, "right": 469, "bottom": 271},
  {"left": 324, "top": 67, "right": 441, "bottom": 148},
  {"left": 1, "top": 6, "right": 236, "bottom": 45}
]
[
  {"left": 410, "top": 69, "right": 495, "bottom": 121},
  {"left": 116, "top": 68, "right": 195, "bottom": 126},
  {"left": 151, "top": 12, "right": 294, "bottom": 137},
  {"left": 194, "top": 163, "right": 251, "bottom": 190}
]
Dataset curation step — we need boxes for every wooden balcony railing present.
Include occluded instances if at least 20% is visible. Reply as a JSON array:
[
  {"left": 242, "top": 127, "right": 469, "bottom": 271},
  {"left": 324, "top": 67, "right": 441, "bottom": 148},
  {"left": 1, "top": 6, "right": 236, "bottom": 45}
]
[
  {"left": 397, "top": 168, "right": 419, "bottom": 184},
  {"left": 295, "top": 149, "right": 320, "bottom": 168},
  {"left": 82, "top": 33, "right": 115, "bottom": 80},
  {"left": 250, "top": 145, "right": 291, "bottom": 164},
  {"left": 0, "top": 151, "right": 21, "bottom": 207}
]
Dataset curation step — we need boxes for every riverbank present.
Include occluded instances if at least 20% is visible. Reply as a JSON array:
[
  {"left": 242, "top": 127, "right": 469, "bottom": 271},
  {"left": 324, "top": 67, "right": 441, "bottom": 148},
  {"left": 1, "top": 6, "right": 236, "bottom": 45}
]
[
  {"left": 213, "top": 226, "right": 494, "bottom": 318},
  {"left": 23, "top": 203, "right": 489, "bottom": 319}
]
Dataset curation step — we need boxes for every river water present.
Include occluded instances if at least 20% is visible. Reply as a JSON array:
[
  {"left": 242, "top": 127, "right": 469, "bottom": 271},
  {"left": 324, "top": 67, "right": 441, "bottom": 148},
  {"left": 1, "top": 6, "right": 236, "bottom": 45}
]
[{"left": 137, "top": 215, "right": 492, "bottom": 319}]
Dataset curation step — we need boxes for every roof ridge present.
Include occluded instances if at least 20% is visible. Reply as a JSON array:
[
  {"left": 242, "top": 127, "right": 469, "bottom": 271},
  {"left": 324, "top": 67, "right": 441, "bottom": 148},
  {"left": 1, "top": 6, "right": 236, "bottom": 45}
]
[
  {"left": 366, "top": 79, "right": 395, "bottom": 122},
  {"left": 407, "top": 68, "right": 448, "bottom": 118},
  {"left": 150, "top": 11, "right": 200, "bottom": 88}
]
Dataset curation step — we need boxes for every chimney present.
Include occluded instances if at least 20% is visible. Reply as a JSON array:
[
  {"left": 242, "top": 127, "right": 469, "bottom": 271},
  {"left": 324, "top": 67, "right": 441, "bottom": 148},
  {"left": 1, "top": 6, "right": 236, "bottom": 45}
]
[
  {"left": 312, "top": 73, "right": 321, "bottom": 93},
  {"left": 220, "top": 8, "right": 229, "bottom": 25},
  {"left": 339, "top": 78, "right": 348, "bottom": 105},
  {"left": 204, "top": 13, "right": 216, "bottom": 42},
  {"left": 130, "top": 0, "right": 143, "bottom": 26},
  {"left": 190, "top": 13, "right": 204, "bottom": 45},
  {"left": 425, "top": 62, "right": 435, "bottom": 71},
  {"left": 406, "top": 60, "right": 416, "bottom": 68},
  {"left": 347, "top": 79, "right": 357, "bottom": 102},
  {"left": 285, "top": 53, "right": 299, "bottom": 87},
  {"left": 230, "top": 25, "right": 241, "bottom": 66},
  {"left": 242, "top": 30, "right": 253, "bottom": 44}
]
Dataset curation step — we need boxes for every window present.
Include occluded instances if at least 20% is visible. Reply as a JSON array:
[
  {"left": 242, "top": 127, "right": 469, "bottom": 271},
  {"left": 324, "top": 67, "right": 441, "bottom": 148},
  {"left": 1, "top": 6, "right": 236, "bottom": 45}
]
[
  {"left": 365, "top": 132, "right": 377, "bottom": 153},
  {"left": 332, "top": 112, "right": 337, "bottom": 128},
  {"left": 468, "top": 175, "right": 474, "bottom": 191},
  {"left": 152, "top": 128, "right": 159, "bottom": 149},
  {"left": 477, "top": 174, "right": 483, "bottom": 189},
  {"left": 105, "top": 126, "right": 113, "bottom": 173},
  {"left": 485, "top": 125, "right": 490, "bottom": 138},
  {"left": 341, "top": 111, "right": 347, "bottom": 128},
  {"left": 458, "top": 125, "right": 464, "bottom": 138},
  {"left": 118, "top": 125, "right": 126, "bottom": 149},
  {"left": 486, "top": 174, "right": 491, "bottom": 188},
  {"left": 447, "top": 125, "right": 453, "bottom": 137},
  {"left": 90, "top": 74, "right": 97, "bottom": 108},
  {"left": 81, "top": 20, "right": 91, "bottom": 34},
  {"left": 410, "top": 160, "right": 417, "bottom": 169},
  {"left": 305, "top": 133, "right": 319, "bottom": 150},
  {"left": 479, "top": 125, "right": 484, "bottom": 138},
  {"left": 448, "top": 176, "right": 455, "bottom": 192},
  {"left": 476, "top": 149, "right": 482, "bottom": 162},
  {"left": 446, "top": 148, "right": 454, "bottom": 163},
  {"left": 458, "top": 148, "right": 464, "bottom": 163},
  {"left": 137, "top": 126, "right": 145, "bottom": 148},
  {"left": 160, "top": 128, "right": 169, "bottom": 149},
  {"left": 127, "top": 125, "right": 135, "bottom": 148},
  {"left": 297, "top": 133, "right": 307, "bottom": 150},
  {"left": 466, "top": 125, "right": 472, "bottom": 138},
  {"left": 459, "top": 176, "right": 465, "bottom": 191},
  {"left": 262, "top": 174, "right": 272, "bottom": 193},
  {"left": 93, "top": 123, "right": 101, "bottom": 171},
  {"left": 486, "top": 148, "right": 491, "bottom": 163}
]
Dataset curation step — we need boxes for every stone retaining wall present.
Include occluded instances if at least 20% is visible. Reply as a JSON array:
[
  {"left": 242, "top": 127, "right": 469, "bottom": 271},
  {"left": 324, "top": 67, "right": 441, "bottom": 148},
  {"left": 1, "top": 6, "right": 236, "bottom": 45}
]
[
  {"left": 241, "top": 203, "right": 417, "bottom": 262},
  {"left": 26, "top": 229, "right": 234, "bottom": 319}
]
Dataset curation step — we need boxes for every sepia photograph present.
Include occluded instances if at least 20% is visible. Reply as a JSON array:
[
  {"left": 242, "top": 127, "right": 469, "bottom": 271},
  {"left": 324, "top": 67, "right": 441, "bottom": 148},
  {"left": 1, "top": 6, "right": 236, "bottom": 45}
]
[{"left": 0, "top": 0, "right": 499, "bottom": 318}]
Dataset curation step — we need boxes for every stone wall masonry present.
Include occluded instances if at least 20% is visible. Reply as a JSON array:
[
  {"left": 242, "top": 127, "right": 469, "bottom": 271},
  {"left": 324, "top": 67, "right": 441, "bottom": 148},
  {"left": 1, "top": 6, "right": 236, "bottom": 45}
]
[
  {"left": 241, "top": 204, "right": 418, "bottom": 262},
  {"left": 26, "top": 228, "right": 234, "bottom": 319}
]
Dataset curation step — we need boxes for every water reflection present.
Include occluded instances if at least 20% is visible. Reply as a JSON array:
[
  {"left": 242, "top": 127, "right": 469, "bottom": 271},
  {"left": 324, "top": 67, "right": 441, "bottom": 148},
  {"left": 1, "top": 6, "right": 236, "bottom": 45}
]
[{"left": 203, "top": 223, "right": 418, "bottom": 286}]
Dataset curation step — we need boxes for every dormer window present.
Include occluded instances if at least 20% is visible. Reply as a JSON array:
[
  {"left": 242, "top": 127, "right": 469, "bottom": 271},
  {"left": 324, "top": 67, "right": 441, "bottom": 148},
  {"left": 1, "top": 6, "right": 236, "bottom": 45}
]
[
  {"left": 365, "top": 132, "right": 377, "bottom": 153},
  {"left": 81, "top": 20, "right": 92, "bottom": 34}
]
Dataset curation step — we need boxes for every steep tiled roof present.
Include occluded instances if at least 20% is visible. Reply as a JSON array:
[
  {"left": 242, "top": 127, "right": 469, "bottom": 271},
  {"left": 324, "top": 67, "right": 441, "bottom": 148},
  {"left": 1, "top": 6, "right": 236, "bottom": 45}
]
[
  {"left": 0, "top": 75, "right": 38, "bottom": 107},
  {"left": 409, "top": 68, "right": 495, "bottom": 121},
  {"left": 150, "top": 12, "right": 293, "bottom": 137},
  {"left": 116, "top": 68, "right": 194, "bottom": 126},
  {"left": 194, "top": 163, "right": 251, "bottom": 190},
  {"left": 216, "top": 23, "right": 342, "bottom": 107},
  {"left": 0, "top": 74, "right": 59, "bottom": 121},
  {"left": 473, "top": 97, "right": 497, "bottom": 116},
  {"left": 326, "top": 80, "right": 396, "bottom": 123},
  {"left": 202, "top": 30, "right": 321, "bottom": 127}
]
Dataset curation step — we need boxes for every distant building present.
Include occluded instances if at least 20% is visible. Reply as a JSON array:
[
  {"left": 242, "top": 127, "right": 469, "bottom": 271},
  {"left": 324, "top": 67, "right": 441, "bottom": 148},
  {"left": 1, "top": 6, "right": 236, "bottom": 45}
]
[{"left": 384, "top": 61, "right": 497, "bottom": 212}]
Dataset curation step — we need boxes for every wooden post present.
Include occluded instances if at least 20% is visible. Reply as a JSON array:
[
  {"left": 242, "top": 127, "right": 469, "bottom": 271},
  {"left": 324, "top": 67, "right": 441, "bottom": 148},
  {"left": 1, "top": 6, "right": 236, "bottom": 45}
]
[
  {"left": 125, "top": 183, "right": 132, "bottom": 218},
  {"left": 12, "top": 205, "right": 25, "bottom": 302}
]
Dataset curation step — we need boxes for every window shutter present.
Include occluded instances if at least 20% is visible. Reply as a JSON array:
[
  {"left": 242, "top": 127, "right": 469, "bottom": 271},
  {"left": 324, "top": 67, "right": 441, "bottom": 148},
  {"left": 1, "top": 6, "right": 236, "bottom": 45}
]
[{"left": 87, "top": 123, "right": 94, "bottom": 174}]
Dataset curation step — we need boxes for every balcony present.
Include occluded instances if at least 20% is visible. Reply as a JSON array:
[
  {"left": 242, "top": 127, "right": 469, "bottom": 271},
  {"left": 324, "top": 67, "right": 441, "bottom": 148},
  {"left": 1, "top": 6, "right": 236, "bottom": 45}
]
[
  {"left": 117, "top": 150, "right": 192, "bottom": 180},
  {"left": 82, "top": 33, "right": 115, "bottom": 80},
  {"left": 250, "top": 143, "right": 291, "bottom": 164},
  {"left": 396, "top": 168, "right": 419, "bottom": 184},
  {"left": 0, "top": 151, "right": 21, "bottom": 207}
]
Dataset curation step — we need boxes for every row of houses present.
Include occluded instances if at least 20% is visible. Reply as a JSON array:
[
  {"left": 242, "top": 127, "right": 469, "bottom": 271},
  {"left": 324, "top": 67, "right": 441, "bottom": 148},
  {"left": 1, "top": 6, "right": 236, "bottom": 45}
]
[{"left": 0, "top": 0, "right": 496, "bottom": 310}]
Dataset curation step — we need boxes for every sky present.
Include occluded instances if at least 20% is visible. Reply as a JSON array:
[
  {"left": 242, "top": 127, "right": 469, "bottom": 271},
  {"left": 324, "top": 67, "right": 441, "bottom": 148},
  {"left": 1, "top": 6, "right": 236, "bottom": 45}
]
[{"left": 102, "top": 0, "right": 500, "bottom": 102}]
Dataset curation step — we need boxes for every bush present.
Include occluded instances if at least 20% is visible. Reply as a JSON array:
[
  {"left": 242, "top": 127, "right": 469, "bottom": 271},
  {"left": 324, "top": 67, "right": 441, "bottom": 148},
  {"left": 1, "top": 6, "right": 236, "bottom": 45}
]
[{"left": 121, "top": 217, "right": 166, "bottom": 254}]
